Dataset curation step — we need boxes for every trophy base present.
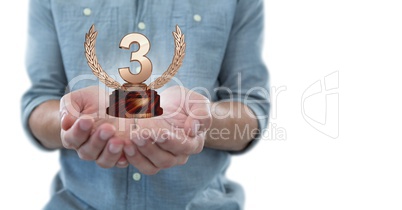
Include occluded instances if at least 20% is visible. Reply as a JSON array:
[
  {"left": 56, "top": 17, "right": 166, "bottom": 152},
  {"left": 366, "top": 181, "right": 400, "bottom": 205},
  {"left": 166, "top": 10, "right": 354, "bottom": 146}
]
[{"left": 106, "top": 86, "right": 163, "bottom": 118}]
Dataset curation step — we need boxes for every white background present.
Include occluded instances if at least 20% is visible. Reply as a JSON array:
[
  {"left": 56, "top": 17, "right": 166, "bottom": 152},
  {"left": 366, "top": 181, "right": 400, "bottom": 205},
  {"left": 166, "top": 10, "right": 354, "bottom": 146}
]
[{"left": 1, "top": 0, "right": 401, "bottom": 209}]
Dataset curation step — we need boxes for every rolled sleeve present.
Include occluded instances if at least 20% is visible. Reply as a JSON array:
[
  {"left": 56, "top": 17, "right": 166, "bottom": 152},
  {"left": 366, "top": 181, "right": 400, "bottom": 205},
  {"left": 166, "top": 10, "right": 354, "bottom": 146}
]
[
  {"left": 21, "top": 0, "right": 67, "bottom": 150},
  {"left": 217, "top": 0, "right": 270, "bottom": 154}
]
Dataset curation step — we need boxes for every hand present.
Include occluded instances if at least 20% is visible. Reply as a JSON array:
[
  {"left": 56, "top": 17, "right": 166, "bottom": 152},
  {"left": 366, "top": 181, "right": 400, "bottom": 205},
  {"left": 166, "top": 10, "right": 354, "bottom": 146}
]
[
  {"left": 60, "top": 85, "right": 212, "bottom": 174},
  {"left": 60, "top": 86, "right": 127, "bottom": 168},
  {"left": 124, "top": 85, "right": 212, "bottom": 174}
]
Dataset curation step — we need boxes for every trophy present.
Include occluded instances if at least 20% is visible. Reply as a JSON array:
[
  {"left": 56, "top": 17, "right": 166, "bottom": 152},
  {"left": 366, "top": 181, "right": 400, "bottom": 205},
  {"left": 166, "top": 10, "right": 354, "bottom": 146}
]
[{"left": 84, "top": 25, "right": 186, "bottom": 118}]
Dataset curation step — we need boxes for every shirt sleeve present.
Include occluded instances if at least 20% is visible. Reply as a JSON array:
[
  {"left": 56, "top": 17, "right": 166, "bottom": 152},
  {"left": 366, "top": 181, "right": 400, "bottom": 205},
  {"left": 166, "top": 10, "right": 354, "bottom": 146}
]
[
  {"left": 217, "top": 0, "right": 270, "bottom": 154},
  {"left": 21, "top": 0, "right": 67, "bottom": 150}
]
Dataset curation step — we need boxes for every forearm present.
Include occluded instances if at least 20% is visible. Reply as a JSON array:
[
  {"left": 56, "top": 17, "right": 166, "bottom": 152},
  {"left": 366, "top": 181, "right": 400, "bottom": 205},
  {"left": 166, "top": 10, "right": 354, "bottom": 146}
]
[
  {"left": 29, "top": 100, "right": 63, "bottom": 149},
  {"left": 205, "top": 101, "right": 259, "bottom": 152}
]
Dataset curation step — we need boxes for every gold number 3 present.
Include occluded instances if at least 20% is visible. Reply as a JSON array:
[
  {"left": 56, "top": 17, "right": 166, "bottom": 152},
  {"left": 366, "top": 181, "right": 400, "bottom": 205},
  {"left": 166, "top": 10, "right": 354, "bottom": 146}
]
[{"left": 118, "top": 33, "right": 153, "bottom": 84}]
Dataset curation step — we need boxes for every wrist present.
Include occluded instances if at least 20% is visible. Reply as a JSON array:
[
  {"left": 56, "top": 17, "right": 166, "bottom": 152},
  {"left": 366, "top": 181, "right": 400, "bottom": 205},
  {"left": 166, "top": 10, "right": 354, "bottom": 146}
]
[{"left": 29, "top": 100, "right": 63, "bottom": 149}]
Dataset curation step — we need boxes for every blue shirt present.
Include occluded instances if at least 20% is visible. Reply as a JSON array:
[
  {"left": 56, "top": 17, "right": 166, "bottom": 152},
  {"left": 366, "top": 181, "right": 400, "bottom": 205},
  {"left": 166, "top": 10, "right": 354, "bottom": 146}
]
[{"left": 22, "top": 0, "right": 269, "bottom": 209}]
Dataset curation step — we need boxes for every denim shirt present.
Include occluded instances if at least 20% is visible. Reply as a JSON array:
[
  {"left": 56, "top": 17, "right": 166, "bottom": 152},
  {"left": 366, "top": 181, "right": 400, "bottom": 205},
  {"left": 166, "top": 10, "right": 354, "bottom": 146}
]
[{"left": 22, "top": 0, "right": 269, "bottom": 209}]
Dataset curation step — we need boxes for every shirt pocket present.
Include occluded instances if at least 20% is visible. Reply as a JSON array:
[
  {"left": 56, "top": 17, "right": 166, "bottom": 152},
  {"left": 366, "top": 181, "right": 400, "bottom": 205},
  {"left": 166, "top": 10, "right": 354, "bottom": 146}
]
[
  {"left": 56, "top": 7, "right": 120, "bottom": 79},
  {"left": 169, "top": 10, "right": 229, "bottom": 83}
]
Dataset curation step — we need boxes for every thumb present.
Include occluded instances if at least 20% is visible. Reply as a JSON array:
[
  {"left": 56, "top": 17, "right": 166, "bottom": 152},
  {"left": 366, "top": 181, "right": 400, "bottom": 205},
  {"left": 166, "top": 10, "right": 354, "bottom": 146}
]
[
  {"left": 184, "top": 107, "right": 212, "bottom": 137},
  {"left": 60, "top": 111, "right": 77, "bottom": 131},
  {"left": 59, "top": 93, "right": 81, "bottom": 131}
]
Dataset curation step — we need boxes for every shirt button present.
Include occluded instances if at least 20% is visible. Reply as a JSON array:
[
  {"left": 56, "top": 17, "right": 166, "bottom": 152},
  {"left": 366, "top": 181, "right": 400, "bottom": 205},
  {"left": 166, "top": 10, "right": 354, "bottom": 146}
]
[
  {"left": 193, "top": 14, "right": 202, "bottom": 22},
  {"left": 138, "top": 22, "right": 146, "bottom": 30},
  {"left": 132, "top": 173, "right": 141, "bottom": 181},
  {"left": 83, "top": 8, "right": 92, "bottom": 16}
]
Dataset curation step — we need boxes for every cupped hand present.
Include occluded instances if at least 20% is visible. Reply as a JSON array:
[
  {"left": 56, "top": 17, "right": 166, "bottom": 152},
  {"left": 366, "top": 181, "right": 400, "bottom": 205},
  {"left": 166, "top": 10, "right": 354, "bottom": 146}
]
[
  {"left": 124, "top": 85, "right": 212, "bottom": 174},
  {"left": 59, "top": 85, "right": 212, "bottom": 174},
  {"left": 60, "top": 86, "right": 128, "bottom": 168}
]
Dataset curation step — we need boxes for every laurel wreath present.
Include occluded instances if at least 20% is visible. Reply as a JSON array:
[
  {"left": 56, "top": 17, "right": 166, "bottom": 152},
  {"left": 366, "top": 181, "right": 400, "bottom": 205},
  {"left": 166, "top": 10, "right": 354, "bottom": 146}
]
[
  {"left": 84, "top": 25, "right": 121, "bottom": 89},
  {"left": 148, "top": 25, "right": 186, "bottom": 90},
  {"left": 84, "top": 25, "right": 186, "bottom": 90}
]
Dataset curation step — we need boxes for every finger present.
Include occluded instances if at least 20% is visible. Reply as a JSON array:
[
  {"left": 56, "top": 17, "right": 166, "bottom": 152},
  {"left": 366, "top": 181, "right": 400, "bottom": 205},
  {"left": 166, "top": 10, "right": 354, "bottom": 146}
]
[
  {"left": 156, "top": 130, "right": 202, "bottom": 155},
  {"left": 60, "top": 112, "right": 77, "bottom": 131},
  {"left": 96, "top": 137, "right": 125, "bottom": 168},
  {"left": 60, "top": 93, "right": 82, "bottom": 123},
  {"left": 134, "top": 137, "right": 178, "bottom": 169},
  {"left": 176, "top": 155, "right": 189, "bottom": 166},
  {"left": 76, "top": 123, "right": 116, "bottom": 161},
  {"left": 61, "top": 117, "right": 94, "bottom": 149},
  {"left": 185, "top": 96, "right": 212, "bottom": 135},
  {"left": 124, "top": 141, "right": 160, "bottom": 175},
  {"left": 116, "top": 154, "right": 128, "bottom": 168},
  {"left": 192, "top": 132, "right": 206, "bottom": 154},
  {"left": 184, "top": 118, "right": 200, "bottom": 137}
]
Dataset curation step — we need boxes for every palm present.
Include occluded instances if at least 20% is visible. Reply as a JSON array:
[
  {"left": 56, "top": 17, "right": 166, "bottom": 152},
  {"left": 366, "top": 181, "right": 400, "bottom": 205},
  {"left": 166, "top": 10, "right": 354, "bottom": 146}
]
[
  {"left": 159, "top": 88, "right": 189, "bottom": 129},
  {"left": 65, "top": 86, "right": 208, "bottom": 138},
  {"left": 65, "top": 86, "right": 108, "bottom": 117},
  {"left": 60, "top": 85, "right": 211, "bottom": 171}
]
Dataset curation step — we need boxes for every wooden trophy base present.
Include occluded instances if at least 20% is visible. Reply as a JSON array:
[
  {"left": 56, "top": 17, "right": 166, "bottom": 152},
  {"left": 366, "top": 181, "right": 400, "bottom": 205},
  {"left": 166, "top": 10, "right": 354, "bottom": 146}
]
[{"left": 106, "top": 83, "right": 163, "bottom": 118}]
